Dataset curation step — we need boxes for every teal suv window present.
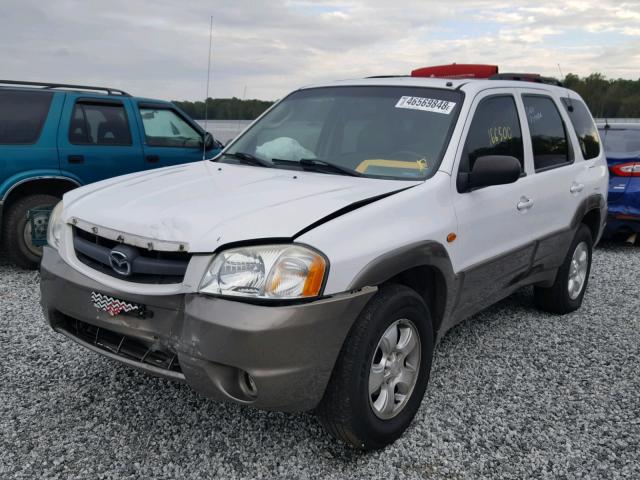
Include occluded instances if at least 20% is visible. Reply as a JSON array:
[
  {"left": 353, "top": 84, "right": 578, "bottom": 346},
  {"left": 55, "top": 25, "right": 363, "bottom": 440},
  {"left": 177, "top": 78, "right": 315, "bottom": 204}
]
[{"left": 69, "top": 101, "right": 132, "bottom": 146}]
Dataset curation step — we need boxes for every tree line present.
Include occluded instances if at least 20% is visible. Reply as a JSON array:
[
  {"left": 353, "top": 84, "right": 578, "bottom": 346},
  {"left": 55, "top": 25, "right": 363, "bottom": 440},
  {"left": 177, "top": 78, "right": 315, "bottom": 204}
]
[
  {"left": 172, "top": 97, "right": 274, "bottom": 120},
  {"left": 564, "top": 73, "right": 640, "bottom": 118},
  {"left": 174, "top": 73, "right": 640, "bottom": 120}
]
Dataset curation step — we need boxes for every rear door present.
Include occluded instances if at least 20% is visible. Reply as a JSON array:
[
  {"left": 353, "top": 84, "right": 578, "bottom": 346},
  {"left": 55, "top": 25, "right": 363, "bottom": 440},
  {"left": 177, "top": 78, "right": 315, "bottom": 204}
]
[
  {"left": 133, "top": 102, "right": 209, "bottom": 169},
  {"left": 518, "top": 91, "right": 586, "bottom": 239},
  {"left": 58, "top": 95, "right": 144, "bottom": 184}
]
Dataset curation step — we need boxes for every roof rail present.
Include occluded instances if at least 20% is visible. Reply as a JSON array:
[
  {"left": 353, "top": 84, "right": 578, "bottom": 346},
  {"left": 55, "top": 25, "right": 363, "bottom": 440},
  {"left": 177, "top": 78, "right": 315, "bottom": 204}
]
[
  {"left": 489, "top": 73, "right": 562, "bottom": 87},
  {"left": 365, "top": 75, "right": 410, "bottom": 79},
  {"left": 0, "top": 80, "right": 130, "bottom": 96}
]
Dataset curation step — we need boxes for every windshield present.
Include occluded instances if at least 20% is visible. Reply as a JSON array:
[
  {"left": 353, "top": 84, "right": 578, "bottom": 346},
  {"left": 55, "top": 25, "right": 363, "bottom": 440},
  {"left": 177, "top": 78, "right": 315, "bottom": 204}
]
[
  {"left": 221, "top": 86, "right": 463, "bottom": 180},
  {"left": 599, "top": 128, "right": 640, "bottom": 157}
]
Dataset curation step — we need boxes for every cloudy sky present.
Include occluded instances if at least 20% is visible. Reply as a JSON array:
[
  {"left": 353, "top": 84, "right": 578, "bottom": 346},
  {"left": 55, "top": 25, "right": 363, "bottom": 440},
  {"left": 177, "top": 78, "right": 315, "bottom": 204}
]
[{"left": 2, "top": 0, "right": 639, "bottom": 101}]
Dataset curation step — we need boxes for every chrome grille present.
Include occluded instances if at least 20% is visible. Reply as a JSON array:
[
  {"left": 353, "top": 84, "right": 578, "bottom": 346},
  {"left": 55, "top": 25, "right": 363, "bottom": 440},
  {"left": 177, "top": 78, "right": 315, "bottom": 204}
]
[{"left": 73, "top": 227, "right": 190, "bottom": 284}]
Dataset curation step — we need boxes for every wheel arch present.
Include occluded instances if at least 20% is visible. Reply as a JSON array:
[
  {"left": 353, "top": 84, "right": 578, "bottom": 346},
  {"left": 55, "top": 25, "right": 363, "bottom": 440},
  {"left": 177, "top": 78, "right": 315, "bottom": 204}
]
[
  {"left": 581, "top": 208, "right": 601, "bottom": 243},
  {"left": 1, "top": 176, "right": 81, "bottom": 210},
  {"left": 347, "top": 241, "right": 457, "bottom": 337},
  {"left": 571, "top": 193, "right": 606, "bottom": 245}
]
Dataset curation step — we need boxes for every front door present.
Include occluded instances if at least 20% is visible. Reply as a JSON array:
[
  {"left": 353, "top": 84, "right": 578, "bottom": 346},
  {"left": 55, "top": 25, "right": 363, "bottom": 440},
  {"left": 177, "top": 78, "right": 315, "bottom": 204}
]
[
  {"left": 134, "top": 103, "right": 210, "bottom": 169},
  {"left": 451, "top": 91, "right": 538, "bottom": 314}
]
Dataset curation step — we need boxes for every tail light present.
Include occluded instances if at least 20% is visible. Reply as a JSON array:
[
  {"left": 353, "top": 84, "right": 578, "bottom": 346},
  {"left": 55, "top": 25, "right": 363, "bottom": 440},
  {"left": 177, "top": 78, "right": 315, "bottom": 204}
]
[{"left": 610, "top": 162, "right": 640, "bottom": 177}]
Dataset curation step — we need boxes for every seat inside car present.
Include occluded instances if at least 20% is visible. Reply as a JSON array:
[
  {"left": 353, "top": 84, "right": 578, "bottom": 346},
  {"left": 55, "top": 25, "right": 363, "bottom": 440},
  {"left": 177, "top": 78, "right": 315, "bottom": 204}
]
[
  {"left": 69, "top": 117, "right": 88, "bottom": 143},
  {"left": 97, "top": 119, "right": 128, "bottom": 145}
]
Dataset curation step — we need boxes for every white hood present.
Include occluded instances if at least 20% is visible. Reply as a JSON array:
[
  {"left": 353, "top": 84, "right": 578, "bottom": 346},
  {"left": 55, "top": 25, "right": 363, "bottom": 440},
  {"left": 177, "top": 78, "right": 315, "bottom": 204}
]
[{"left": 63, "top": 161, "right": 420, "bottom": 252}]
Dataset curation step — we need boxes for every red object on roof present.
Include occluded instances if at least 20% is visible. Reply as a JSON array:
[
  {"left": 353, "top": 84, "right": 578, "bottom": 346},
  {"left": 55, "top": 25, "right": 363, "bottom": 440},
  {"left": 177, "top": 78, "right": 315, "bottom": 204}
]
[{"left": 411, "top": 64, "right": 499, "bottom": 79}]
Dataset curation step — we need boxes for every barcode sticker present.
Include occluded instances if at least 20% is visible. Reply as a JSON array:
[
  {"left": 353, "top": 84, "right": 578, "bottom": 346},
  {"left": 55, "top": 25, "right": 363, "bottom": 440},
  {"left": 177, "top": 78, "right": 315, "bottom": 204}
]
[{"left": 395, "top": 96, "right": 456, "bottom": 114}]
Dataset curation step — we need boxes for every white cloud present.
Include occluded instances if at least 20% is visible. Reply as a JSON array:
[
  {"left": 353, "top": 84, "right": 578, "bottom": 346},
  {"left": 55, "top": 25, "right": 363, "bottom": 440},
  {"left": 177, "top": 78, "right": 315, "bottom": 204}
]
[{"left": 0, "top": 0, "right": 638, "bottom": 102}]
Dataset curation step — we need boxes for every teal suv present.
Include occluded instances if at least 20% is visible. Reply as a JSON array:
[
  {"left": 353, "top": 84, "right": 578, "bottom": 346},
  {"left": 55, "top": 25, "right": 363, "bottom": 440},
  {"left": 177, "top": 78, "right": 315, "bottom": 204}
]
[{"left": 0, "top": 80, "right": 221, "bottom": 268}]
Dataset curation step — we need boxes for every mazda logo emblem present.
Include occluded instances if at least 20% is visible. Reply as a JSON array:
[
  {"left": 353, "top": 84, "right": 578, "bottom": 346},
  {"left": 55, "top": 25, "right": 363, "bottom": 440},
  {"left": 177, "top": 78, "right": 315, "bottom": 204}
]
[{"left": 109, "top": 250, "right": 131, "bottom": 276}]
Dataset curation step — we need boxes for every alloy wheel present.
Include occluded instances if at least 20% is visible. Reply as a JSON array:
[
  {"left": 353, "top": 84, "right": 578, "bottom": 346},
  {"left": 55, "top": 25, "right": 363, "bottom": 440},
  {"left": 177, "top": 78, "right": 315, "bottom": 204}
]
[{"left": 369, "top": 319, "right": 421, "bottom": 420}]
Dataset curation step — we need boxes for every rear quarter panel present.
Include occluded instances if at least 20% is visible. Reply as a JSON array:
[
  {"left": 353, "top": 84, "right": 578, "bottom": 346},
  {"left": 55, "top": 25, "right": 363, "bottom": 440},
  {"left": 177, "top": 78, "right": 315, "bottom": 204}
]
[
  {"left": 605, "top": 155, "right": 635, "bottom": 211},
  {"left": 0, "top": 92, "right": 64, "bottom": 198}
]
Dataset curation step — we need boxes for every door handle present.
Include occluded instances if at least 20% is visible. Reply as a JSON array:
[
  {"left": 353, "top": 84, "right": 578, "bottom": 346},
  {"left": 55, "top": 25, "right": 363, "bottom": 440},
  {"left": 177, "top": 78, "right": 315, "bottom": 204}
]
[
  {"left": 570, "top": 182, "right": 585, "bottom": 194},
  {"left": 146, "top": 155, "right": 160, "bottom": 163},
  {"left": 68, "top": 155, "right": 84, "bottom": 164},
  {"left": 517, "top": 196, "right": 534, "bottom": 211}
]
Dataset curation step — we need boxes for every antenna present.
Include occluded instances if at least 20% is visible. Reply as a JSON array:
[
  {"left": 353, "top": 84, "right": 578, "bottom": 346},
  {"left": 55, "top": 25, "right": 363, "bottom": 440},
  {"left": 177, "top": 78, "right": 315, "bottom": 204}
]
[
  {"left": 202, "top": 15, "right": 213, "bottom": 160},
  {"left": 233, "top": 85, "right": 248, "bottom": 140},
  {"left": 557, "top": 64, "right": 574, "bottom": 112}
]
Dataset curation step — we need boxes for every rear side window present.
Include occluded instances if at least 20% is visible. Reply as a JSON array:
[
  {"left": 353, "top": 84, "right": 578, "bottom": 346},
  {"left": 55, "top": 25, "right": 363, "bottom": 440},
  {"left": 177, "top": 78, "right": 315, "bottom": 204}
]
[
  {"left": 139, "top": 108, "right": 201, "bottom": 148},
  {"left": 0, "top": 90, "right": 53, "bottom": 144},
  {"left": 561, "top": 98, "right": 600, "bottom": 160},
  {"left": 460, "top": 95, "right": 524, "bottom": 174},
  {"left": 523, "top": 95, "right": 570, "bottom": 171},
  {"left": 69, "top": 101, "right": 132, "bottom": 146}
]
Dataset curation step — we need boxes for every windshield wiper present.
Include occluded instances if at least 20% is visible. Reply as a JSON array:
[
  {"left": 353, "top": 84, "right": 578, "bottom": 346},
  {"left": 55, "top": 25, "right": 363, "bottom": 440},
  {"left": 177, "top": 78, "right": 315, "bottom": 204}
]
[
  {"left": 219, "top": 151, "right": 273, "bottom": 168},
  {"left": 272, "top": 158, "right": 361, "bottom": 177},
  {"left": 300, "top": 159, "right": 361, "bottom": 177}
]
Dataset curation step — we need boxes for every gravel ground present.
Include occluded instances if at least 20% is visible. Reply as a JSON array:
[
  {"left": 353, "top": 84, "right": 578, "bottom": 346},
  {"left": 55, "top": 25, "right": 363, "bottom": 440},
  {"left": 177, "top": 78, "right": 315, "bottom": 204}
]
[{"left": 0, "top": 242, "right": 638, "bottom": 479}]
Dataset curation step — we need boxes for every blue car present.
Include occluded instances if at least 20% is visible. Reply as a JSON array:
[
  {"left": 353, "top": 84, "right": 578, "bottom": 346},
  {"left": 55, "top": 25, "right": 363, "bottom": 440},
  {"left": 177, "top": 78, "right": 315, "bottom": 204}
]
[
  {"left": 598, "top": 123, "right": 640, "bottom": 240},
  {"left": 0, "top": 80, "right": 222, "bottom": 268}
]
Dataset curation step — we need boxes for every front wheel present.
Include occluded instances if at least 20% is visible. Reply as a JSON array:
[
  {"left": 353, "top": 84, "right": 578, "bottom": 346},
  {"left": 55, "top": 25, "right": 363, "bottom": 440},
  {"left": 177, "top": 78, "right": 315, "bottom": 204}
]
[
  {"left": 3, "top": 194, "right": 59, "bottom": 269},
  {"left": 534, "top": 224, "right": 593, "bottom": 314},
  {"left": 317, "top": 284, "right": 434, "bottom": 450}
]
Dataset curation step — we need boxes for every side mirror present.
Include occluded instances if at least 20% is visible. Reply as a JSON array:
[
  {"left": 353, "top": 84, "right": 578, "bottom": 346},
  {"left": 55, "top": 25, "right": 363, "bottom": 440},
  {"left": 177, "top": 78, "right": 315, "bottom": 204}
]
[
  {"left": 203, "top": 132, "right": 215, "bottom": 151},
  {"left": 458, "top": 155, "right": 522, "bottom": 192}
]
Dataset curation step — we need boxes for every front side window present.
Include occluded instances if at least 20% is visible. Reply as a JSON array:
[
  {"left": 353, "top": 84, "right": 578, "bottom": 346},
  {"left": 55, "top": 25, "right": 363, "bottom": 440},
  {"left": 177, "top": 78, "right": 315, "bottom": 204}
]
[
  {"left": 69, "top": 102, "right": 132, "bottom": 146},
  {"left": 0, "top": 90, "right": 53, "bottom": 144},
  {"left": 222, "top": 86, "right": 463, "bottom": 180},
  {"left": 460, "top": 95, "right": 524, "bottom": 175},
  {"left": 561, "top": 98, "right": 600, "bottom": 160},
  {"left": 139, "top": 108, "right": 201, "bottom": 148},
  {"left": 523, "top": 95, "right": 570, "bottom": 171}
]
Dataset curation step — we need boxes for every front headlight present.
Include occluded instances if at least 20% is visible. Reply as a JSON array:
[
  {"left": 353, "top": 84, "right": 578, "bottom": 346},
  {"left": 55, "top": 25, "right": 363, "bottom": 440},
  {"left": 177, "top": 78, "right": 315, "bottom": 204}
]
[
  {"left": 46, "top": 201, "right": 64, "bottom": 249},
  {"left": 199, "top": 244, "right": 327, "bottom": 299}
]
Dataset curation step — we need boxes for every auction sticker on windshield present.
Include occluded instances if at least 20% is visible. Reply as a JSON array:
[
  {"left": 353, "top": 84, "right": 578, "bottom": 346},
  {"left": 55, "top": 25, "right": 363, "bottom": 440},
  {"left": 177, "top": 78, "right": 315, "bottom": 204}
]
[{"left": 395, "top": 96, "right": 456, "bottom": 114}]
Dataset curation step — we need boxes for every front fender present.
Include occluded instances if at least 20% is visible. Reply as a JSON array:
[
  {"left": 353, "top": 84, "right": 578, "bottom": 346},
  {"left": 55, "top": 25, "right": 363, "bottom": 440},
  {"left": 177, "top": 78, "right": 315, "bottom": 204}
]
[{"left": 347, "top": 240, "right": 459, "bottom": 337}]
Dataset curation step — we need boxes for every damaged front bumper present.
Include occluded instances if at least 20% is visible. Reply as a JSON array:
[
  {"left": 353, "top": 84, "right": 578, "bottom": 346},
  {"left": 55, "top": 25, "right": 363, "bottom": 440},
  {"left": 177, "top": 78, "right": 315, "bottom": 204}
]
[{"left": 40, "top": 246, "right": 376, "bottom": 412}]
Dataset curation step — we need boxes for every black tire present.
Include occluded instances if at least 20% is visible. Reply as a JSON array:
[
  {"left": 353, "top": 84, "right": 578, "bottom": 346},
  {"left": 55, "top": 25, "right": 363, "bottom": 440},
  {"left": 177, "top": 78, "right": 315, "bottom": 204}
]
[
  {"left": 3, "top": 194, "right": 59, "bottom": 269},
  {"left": 317, "top": 284, "right": 434, "bottom": 450},
  {"left": 534, "top": 224, "right": 593, "bottom": 314}
]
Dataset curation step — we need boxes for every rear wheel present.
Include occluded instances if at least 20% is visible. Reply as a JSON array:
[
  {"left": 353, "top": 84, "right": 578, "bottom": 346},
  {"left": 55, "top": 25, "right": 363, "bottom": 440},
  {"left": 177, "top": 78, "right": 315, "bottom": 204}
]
[
  {"left": 534, "top": 224, "right": 593, "bottom": 314},
  {"left": 3, "top": 194, "right": 59, "bottom": 269},
  {"left": 317, "top": 284, "right": 434, "bottom": 450}
]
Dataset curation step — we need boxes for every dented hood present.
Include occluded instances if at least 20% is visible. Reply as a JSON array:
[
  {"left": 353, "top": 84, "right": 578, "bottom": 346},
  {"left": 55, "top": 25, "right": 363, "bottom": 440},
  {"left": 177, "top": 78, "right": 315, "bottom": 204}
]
[{"left": 63, "top": 161, "right": 420, "bottom": 252}]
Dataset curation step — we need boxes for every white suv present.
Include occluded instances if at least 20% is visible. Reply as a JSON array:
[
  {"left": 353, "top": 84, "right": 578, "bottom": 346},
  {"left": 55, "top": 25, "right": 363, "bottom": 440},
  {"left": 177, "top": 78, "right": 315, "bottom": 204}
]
[{"left": 41, "top": 66, "right": 608, "bottom": 450}]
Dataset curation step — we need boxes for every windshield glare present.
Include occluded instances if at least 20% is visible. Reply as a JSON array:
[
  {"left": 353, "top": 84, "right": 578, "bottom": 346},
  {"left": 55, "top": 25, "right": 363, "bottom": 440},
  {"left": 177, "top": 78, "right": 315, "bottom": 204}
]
[{"left": 222, "top": 86, "right": 462, "bottom": 179}]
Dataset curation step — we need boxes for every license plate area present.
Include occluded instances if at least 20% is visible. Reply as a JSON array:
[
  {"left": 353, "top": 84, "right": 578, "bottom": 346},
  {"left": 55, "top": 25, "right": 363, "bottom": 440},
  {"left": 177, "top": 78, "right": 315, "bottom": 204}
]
[{"left": 91, "top": 291, "right": 150, "bottom": 318}]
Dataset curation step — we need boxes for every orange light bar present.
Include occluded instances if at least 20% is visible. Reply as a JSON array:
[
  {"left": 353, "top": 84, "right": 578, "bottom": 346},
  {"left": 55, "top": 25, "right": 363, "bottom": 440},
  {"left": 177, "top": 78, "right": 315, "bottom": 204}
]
[{"left": 411, "top": 64, "right": 498, "bottom": 79}]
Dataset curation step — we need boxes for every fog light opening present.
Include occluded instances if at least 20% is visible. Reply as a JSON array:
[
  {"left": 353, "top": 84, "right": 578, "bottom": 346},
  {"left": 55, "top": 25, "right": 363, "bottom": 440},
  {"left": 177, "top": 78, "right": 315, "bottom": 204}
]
[{"left": 240, "top": 370, "right": 258, "bottom": 398}]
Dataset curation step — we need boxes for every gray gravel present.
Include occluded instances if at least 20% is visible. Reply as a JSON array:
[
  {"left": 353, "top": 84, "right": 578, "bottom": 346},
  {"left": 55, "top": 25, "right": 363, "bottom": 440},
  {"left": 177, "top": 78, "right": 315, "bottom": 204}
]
[{"left": 1, "top": 242, "right": 638, "bottom": 479}]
